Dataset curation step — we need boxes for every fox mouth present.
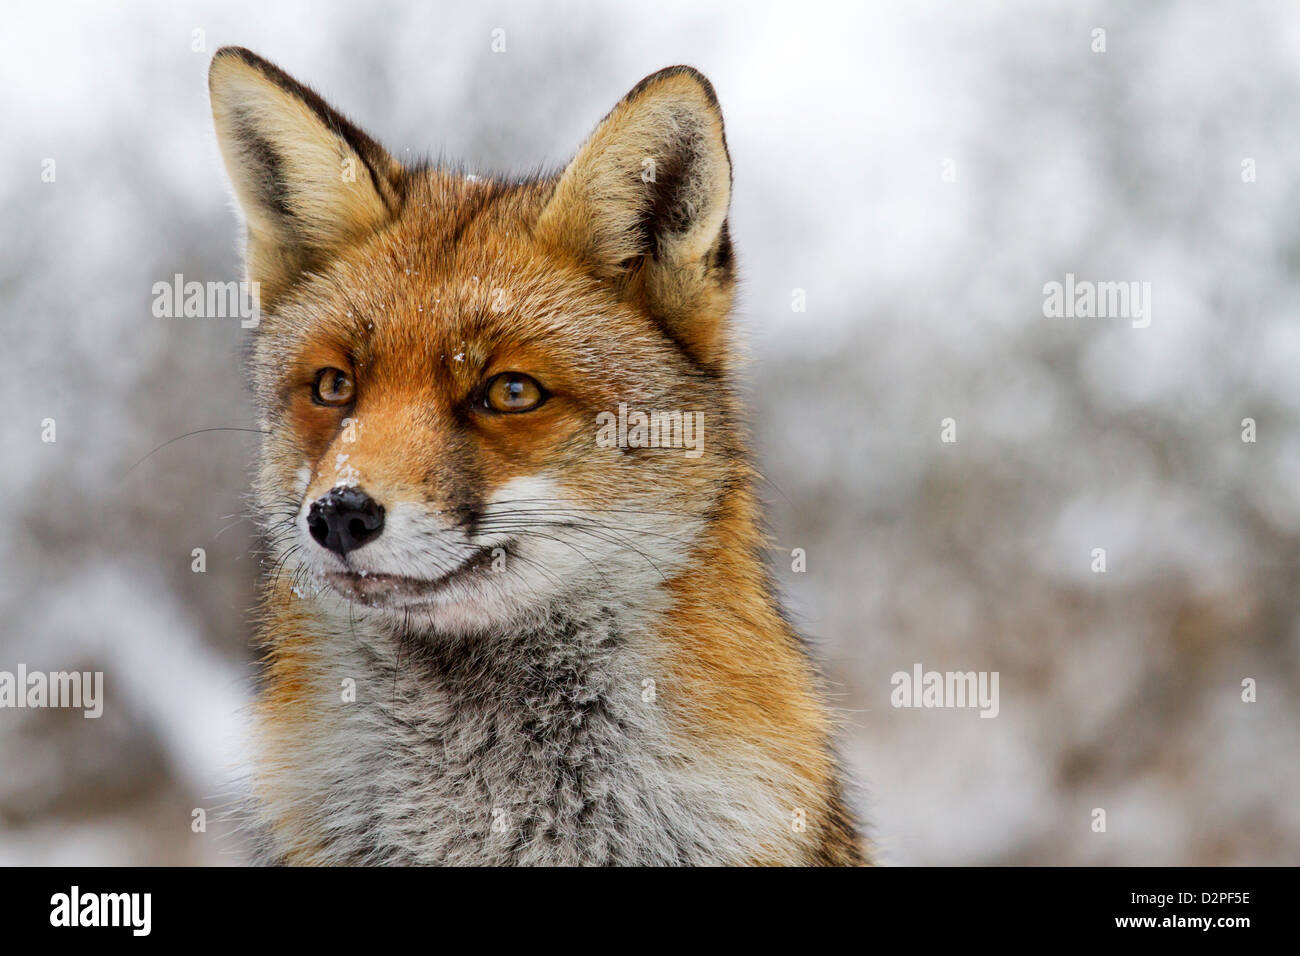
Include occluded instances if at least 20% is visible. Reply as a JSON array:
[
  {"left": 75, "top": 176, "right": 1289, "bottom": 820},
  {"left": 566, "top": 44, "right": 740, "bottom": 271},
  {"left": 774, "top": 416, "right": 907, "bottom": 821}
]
[{"left": 322, "top": 545, "right": 503, "bottom": 606}]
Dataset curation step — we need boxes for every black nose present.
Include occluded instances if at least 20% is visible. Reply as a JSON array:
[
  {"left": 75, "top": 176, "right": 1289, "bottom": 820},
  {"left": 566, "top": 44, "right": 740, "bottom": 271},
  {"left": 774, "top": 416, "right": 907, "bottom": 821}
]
[{"left": 307, "top": 487, "right": 385, "bottom": 555}]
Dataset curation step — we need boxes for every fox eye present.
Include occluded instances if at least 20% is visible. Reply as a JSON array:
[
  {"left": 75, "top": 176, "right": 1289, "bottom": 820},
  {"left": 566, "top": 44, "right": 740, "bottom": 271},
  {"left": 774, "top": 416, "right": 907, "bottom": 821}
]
[
  {"left": 312, "top": 367, "right": 355, "bottom": 406},
  {"left": 483, "top": 372, "right": 546, "bottom": 413}
]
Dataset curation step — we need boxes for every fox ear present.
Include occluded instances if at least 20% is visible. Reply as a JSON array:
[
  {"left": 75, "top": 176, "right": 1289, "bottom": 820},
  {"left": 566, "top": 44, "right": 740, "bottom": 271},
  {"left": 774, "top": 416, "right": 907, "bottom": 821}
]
[
  {"left": 208, "top": 47, "right": 402, "bottom": 307},
  {"left": 536, "top": 66, "right": 735, "bottom": 365}
]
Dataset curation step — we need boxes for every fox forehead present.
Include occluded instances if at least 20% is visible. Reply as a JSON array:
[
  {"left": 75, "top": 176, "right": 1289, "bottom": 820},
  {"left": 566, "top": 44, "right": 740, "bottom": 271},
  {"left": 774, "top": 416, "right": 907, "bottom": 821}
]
[
  {"left": 258, "top": 171, "right": 686, "bottom": 406},
  {"left": 253, "top": 168, "right": 728, "bottom": 517}
]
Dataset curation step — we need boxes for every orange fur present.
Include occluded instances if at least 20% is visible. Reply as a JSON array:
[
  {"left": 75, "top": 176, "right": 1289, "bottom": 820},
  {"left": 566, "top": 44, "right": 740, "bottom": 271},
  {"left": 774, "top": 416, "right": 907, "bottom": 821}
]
[{"left": 212, "top": 47, "right": 865, "bottom": 866}]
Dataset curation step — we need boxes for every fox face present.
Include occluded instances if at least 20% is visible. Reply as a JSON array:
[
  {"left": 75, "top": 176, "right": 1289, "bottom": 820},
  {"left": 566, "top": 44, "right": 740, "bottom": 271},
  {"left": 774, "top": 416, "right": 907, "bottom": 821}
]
[{"left": 210, "top": 49, "right": 740, "bottom": 634}]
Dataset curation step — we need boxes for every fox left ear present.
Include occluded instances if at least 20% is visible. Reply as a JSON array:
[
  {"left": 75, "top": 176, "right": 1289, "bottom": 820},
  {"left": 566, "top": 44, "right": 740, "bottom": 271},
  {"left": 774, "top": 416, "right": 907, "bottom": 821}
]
[
  {"left": 536, "top": 67, "right": 735, "bottom": 366},
  {"left": 209, "top": 47, "right": 403, "bottom": 309}
]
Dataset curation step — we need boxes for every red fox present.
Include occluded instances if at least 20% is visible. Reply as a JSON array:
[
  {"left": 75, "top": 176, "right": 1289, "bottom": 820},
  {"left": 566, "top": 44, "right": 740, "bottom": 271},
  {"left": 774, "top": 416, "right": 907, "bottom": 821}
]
[{"left": 209, "top": 46, "right": 865, "bottom": 865}]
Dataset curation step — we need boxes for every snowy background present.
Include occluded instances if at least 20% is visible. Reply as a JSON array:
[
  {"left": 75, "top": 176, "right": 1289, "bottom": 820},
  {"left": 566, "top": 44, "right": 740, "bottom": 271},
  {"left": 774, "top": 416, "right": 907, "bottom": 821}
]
[{"left": 1, "top": 0, "right": 1297, "bottom": 864}]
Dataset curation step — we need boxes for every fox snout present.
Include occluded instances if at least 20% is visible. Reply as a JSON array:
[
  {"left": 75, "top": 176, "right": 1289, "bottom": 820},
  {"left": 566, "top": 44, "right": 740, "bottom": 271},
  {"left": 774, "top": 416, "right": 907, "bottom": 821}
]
[{"left": 306, "top": 486, "right": 386, "bottom": 556}]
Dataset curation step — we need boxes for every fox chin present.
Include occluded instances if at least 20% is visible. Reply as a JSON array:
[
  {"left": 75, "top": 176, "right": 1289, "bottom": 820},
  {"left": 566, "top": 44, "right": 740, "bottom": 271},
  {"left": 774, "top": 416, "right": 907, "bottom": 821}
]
[{"left": 210, "top": 46, "right": 866, "bottom": 866}]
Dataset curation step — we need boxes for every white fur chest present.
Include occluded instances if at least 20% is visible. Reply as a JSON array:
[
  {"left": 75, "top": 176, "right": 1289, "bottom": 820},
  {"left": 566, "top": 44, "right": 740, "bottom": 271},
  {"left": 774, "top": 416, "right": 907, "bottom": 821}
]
[{"left": 253, "top": 597, "right": 796, "bottom": 865}]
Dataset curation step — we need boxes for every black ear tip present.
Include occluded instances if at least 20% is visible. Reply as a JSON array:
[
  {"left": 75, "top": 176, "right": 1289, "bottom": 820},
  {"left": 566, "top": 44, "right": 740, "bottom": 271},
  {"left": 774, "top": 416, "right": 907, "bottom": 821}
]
[
  {"left": 212, "top": 45, "right": 255, "bottom": 65},
  {"left": 210, "top": 46, "right": 275, "bottom": 83},
  {"left": 629, "top": 65, "right": 722, "bottom": 112}
]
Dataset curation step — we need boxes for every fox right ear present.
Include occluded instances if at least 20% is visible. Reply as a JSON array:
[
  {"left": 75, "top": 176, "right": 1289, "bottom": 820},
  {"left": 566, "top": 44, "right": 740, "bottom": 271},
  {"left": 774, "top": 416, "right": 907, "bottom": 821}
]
[
  {"left": 535, "top": 67, "right": 735, "bottom": 366},
  {"left": 209, "top": 47, "right": 402, "bottom": 307}
]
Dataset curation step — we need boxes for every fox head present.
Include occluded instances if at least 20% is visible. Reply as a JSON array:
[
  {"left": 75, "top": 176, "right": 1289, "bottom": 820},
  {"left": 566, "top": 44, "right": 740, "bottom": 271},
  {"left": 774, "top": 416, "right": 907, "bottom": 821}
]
[{"left": 210, "top": 48, "right": 744, "bottom": 634}]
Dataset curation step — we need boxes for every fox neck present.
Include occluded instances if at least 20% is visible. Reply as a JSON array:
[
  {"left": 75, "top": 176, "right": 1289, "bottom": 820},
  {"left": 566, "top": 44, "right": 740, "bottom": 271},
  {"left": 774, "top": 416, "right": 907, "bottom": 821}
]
[{"left": 254, "top": 482, "right": 846, "bottom": 865}]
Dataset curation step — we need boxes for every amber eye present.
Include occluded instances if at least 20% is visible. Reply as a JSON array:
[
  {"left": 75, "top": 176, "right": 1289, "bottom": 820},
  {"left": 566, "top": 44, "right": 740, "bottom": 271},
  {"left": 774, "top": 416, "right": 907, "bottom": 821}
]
[
  {"left": 312, "top": 367, "right": 355, "bottom": 407},
  {"left": 483, "top": 372, "right": 546, "bottom": 413}
]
